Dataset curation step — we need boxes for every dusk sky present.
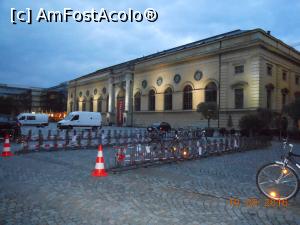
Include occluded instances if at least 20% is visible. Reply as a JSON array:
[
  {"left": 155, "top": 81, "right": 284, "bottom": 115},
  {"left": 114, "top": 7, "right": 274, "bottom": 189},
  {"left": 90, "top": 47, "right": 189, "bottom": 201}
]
[{"left": 1, "top": 0, "right": 300, "bottom": 88}]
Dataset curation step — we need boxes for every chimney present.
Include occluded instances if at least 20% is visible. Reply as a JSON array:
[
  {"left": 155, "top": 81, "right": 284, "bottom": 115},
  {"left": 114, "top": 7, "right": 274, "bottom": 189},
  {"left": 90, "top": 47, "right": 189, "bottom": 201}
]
[{"left": 267, "top": 31, "right": 271, "bottom": 35}]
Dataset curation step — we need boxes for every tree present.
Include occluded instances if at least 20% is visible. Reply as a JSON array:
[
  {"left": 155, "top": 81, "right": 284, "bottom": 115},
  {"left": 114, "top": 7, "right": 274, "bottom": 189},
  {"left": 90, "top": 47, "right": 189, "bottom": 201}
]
[
  {"left": 256, "top": 108, "right": 274, "bottom": 128},
  {"left": 197, "top": 102, "right": 218, "bottom": 128},
  {"left": 239, "top": 114, "right": 264, "bottom": 136},
  {"left": 283, "top": 100, "right": 300, "bottom": 128}
]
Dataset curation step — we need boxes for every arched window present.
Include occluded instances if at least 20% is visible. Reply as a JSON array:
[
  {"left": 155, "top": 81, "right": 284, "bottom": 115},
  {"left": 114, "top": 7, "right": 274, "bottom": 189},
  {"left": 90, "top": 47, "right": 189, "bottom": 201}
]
[
  {"left": 164, "top": 87, "right": 172, "bottom": 110},
  {"left": 89, "top": 98, "right": 93, "bottom": 112},
  {"left": 183, "top": 85, "right": 193, "bottom": 110},
  {"left": 281, "top": 88, "right": 289, "bottom": 108},
  {"left": 76, "top": 99, "right": 79, "bottom": 111},
  {"left": 97, "top": 97, "right": 103, "bottom": 112},
  {"left": 82, "top": 100, "right": 86, "bottom": 111},
  {"left": 148, "top": 89, "right": 155, "bottom": 111},
  {"left": 134, "top": 92, "right": 141, "bottom": 111},
  {"left": 205, "top": 82, "right": 217, "bottom": 103},
  {"left": 265, "top": 83, "right": 274, "bottom": 110},
  {"left": 69, "top": 102, "right": 73, "bottom": 112}
]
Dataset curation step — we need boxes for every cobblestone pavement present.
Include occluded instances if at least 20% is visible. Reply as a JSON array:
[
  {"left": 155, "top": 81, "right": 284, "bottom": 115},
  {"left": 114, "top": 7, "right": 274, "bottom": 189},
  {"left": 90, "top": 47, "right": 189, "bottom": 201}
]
[{"left": 0, "top": 141, "right": 300, "bottom": 225}]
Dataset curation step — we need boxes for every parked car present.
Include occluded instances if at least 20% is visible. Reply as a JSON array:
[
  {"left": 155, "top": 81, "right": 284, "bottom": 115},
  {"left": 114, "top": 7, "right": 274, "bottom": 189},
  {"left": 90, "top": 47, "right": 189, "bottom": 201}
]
[
  {"left": 17, "top": 113, "right": 49, "bottom": 127},
  {"left": 57, "top": 111, "right": 102, "bottom": 129},
  {"left": 147, "top": 122, "right": 171, "bottom": 133},
  {"left": 0, "top": 116, "right": 21, "bottom": 140}
]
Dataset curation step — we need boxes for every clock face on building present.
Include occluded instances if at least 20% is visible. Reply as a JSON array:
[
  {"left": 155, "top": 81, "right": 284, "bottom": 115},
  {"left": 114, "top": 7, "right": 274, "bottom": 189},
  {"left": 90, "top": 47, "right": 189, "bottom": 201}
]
[
  {"left": 174, "top": 74, "right": 181, "bottom": 84},
  {"left": 94, "top": 88, "right": 97, "bottom": 95},
  {"left": 156, "top": 77, "right": 163, "bottom": 86},
  {"left": 142, "top": 80, "right": 147, "bottom": 89},
  {"left": 194, "top": 70, "right": 203, "bottom": 81}
]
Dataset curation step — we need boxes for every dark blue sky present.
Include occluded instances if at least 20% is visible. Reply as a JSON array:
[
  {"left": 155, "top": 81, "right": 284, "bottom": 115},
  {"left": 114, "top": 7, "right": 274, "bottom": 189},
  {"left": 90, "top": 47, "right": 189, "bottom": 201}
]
[{"left": 1, "top": 0, "right": 299, "bottom": 88}]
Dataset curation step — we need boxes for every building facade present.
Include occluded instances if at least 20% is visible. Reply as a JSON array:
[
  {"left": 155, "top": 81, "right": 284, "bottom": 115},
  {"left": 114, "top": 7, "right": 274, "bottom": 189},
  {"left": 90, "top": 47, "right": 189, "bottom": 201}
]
[
  {"left": 67, "top": 29, "right": 300, "bottom": 128},
  {"left": 0, "top": 82, "right": 68, "bottom": 119}
]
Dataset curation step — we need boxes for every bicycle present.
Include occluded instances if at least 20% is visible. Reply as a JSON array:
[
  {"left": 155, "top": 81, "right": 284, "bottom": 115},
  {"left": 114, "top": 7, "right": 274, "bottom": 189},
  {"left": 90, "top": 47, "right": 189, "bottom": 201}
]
[{"left": 256, "top": 139, "right": 300, "bottom": 200}]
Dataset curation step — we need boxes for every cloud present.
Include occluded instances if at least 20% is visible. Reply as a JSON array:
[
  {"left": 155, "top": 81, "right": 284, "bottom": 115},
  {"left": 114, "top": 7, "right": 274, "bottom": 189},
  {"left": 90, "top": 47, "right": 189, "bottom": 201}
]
[{"left": 0, "top": 0, "right": 299, "bottom": 87}]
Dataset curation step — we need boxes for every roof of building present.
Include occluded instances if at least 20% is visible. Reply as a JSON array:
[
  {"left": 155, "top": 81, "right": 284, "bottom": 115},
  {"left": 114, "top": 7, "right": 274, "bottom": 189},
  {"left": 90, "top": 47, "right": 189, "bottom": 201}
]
[
  {"left": 71, "top": 28, "right": 300, "bottom": 82},
  {"left": 0, "top": 83, "right": 44, "bottom": 90},
  {"left": 72, "top": 29, "right": 250, "bottom": 81}
]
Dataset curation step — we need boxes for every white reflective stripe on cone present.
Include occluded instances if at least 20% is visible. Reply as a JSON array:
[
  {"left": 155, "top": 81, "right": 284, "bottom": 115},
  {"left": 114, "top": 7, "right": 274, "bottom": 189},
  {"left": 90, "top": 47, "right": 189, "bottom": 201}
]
[
  {"left": 95, "top": 163, "right": 104, "bottom": 169},
  {"left": 97, "top": 151, "right": 103, "bottom": 157},
  {"left": 5, "top": 139, "right": 9, "bottom": 144},
  {"left": 3, "top": 147, "right": 10, "bottom": 152}
]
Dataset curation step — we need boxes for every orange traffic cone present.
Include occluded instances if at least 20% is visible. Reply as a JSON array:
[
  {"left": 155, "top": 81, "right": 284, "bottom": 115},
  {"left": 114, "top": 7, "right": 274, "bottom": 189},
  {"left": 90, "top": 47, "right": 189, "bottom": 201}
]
[
  {"left": 1, "top": 134, "right": 14, "bottom": 157},
  {"left": 91, "top": 145, "right": 108, "bottom": 177}
]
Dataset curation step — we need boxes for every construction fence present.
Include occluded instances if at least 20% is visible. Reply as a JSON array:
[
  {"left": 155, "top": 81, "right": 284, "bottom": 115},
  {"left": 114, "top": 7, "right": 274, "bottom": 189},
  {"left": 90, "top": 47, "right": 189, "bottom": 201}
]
[{"left": 14, "top": 128, "right": 271, "bottom": 172}]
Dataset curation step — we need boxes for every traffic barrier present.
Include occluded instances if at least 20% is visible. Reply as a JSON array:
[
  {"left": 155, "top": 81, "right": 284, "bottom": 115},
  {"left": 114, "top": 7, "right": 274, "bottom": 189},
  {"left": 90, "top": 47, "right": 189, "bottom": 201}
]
[
  {"left": 42, "top": 143, "right": 53, "bottom": 150},
  {"left": 91, "top": 145, "right": 108, "bottom": 177},
  {"left": 28, "top": 143, "right": 40, "bottom": 151},
  {"left": 15, "top": 128, "right": 269, "bottom": 162},
  {"left": 1, "top": 134, "right": 14, "bottom": 157}
]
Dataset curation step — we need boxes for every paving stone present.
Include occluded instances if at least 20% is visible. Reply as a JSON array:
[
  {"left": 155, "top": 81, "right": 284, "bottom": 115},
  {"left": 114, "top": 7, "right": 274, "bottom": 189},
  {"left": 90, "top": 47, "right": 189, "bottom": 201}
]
[{"left": 0, "top": 140, "right": 299, "bottom": 224}]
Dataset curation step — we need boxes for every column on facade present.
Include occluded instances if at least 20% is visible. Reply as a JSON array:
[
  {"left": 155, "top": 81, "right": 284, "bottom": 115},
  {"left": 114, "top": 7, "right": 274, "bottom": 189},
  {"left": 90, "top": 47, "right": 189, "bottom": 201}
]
[
  {"left": 107, "top": 77, "right": 115, "bottom": 124},
  {"left": 125, "top": 73, "right": 133, "bottom": 112},
  {"left": 108, "top": 77, "right": 115, "bottom": 113},
  {"left": 124, "top": 73, "right": 133, "bottom": 126}
]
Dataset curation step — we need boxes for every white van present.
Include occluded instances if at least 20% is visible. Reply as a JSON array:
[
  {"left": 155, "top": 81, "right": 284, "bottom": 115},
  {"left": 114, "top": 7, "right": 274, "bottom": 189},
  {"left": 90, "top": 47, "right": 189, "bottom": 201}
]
[
  {"left": 17, "top": 113, "right": 49, "bottom": 127},
  {"left": 57, "top": 111, "right": 102, "bottom": 129}
]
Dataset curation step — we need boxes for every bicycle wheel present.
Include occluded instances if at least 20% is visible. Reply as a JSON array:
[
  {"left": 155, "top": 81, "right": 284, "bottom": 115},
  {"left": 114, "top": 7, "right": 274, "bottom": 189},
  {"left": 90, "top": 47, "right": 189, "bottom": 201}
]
[{"left": 256, "top": 162, "right": 299, "bottom": 200}]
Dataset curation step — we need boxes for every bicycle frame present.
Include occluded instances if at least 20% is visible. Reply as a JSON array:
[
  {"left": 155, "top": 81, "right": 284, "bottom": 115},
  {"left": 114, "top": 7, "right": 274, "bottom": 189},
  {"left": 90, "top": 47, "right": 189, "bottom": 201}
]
[{"left": 276, "top": 142, "right": 300, "bottom": 174}]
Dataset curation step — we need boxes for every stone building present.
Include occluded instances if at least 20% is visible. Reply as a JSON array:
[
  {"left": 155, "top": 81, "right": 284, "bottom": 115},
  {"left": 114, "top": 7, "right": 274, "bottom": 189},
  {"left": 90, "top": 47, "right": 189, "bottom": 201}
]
[
  {"left": 0, "top": 82, "right": 68, "bottom": 118},
  {"left": 67, "top": 29, "right": 300, "bottom": 128}
]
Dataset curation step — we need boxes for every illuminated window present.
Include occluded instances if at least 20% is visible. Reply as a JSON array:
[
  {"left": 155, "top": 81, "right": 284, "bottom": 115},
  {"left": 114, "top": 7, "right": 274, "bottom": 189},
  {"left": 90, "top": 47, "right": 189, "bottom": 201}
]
[
  {"left": 82, "top": 101, "right": 86, "bottom": 111},
  {"left": 205, "top": 82, "right": 217, "bottom": 103},
  {"left": 183, "top": 85, "right": 193, "bottom": 110},
  {"left": 164, "top": 87, "right": 172, "bottom": 110},
  {"left": 134, "top": 92, "right": 141, "bottom": 111},
  {"left": 89, "top": 98, "right": 93, "bottom": 112},
  {"left": 97, "top": 97, "right": 103, "bottom": 112},
  {"left": 234, "top": 65, "right": 244, "bottom": 74},
  {"left": 148, "top": 89, "right": 155, "bottom": 111},
  {"left": 235, "top": 89, "right": 244, "bottom": 109},
  {"left": 76, "top": 100, "right": 79, "bottom": 111}
]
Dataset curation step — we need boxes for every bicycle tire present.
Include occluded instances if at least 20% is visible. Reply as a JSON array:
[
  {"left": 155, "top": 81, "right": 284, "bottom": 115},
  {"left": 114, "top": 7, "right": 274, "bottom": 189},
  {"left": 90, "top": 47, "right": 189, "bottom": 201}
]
[{"left": 256, "top": 162, "right": 299, "bottom": 200}]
